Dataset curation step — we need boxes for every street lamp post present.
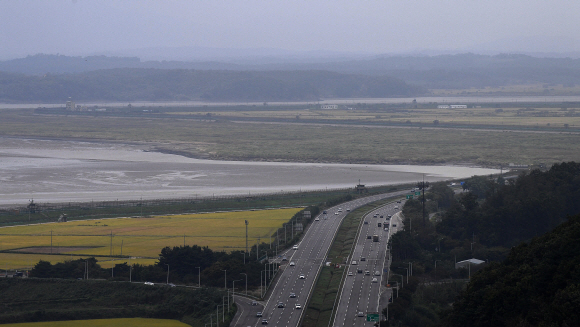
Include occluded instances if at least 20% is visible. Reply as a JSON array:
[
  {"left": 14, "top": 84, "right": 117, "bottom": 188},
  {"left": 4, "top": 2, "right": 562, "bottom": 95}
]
[
  {"left": 394, "top": 274, "right": 404, "bottom": 289},
  {"left": 240, "top": 273, "right": 247, "bottom": 295},
  {"left": 196, "top": 267, "right": 201, "bottom": 287},
  {"left": 232, "top": 279, "right": 242, "bottom": 304},
  {"left": 222, "top": 269, "right": 227, "bottom": 290},
  {"left": 165, "top": 264, "right": 169, "bottom": 284},
  {"left": 435, "top": 260, "right": 441, "bottom": 277},
  {"left": 397, "top": 267, "right": 409, "bottom": 284}
]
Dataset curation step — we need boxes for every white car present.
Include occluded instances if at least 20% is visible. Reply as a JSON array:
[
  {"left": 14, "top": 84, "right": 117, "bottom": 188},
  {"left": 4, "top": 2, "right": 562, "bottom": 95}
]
[
  {"left": 315, "top": 217, "right": 319, "bottom": 221},
  {"left": 144, "top": 281, "right": 154, "bottom": 285},
  {"left": 348, "top": 271, "right": 353, "bottom": 276},
  {"left": 295, "top": 303, "right": 302, "bottom": 309},
  {"left": 372, "top": 278, "right": 378, "bottom": 283},
  {"left": 335, "top": 212, "right": 339, "bottom": 215},
  {"left": 293, "top": 245, "right": 298, "bottom": 250},
  {"left": 289, "top": 261, "right": 295, "bottom": 266},
  {"left": 299, "top": 274, "right": 305, "bottom": 279},
  {"left": 358, "top": 312, "right": 364, "bottom": 317}
]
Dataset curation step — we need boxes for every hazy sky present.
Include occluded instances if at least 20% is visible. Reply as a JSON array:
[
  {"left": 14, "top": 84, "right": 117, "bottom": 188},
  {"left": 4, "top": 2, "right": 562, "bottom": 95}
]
[{"left": 2, "top": 0, "right": 579, "bottom": 59}]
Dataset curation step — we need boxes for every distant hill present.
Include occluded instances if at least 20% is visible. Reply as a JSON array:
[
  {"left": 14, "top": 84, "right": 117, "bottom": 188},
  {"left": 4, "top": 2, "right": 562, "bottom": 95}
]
[
  {"left": 0, "top": 68, "right": 424, "bottom": 102},
  {"left": 2, "top": 53, "right": 580, "bottom": 90},
  {"left": 443, "top": 212, "right": 580, "bottom": 327}
]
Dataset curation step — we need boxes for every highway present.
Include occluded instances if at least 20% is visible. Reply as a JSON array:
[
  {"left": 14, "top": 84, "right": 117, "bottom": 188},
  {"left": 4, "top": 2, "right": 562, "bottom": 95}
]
[
  {"left": 332, "top": 200, "right": 405, "bottom": 326},
  {"left": 233, "top": 191, "right": 409, "bottom": 327}
]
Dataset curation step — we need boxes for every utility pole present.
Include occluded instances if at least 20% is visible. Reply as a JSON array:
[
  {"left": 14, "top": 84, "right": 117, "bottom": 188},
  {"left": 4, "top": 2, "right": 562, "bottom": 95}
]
[
  {"left": 245, "top": 220, "right": 249, "bottom": 260},
  {"left": 417, "top": 175, "right": 429, "bottom": 225},
  {"left": 50, "top": 230, "right": 53, "bottom": 254},
  {"left": 110, "top": 231, "right": 113, "bottom": 256},
  {"left": 256, "top": 238, "right": 260, "bottom": 260}
]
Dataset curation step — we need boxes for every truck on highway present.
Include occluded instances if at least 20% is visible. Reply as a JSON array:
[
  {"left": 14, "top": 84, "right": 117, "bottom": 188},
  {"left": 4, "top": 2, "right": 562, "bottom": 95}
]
[{"left": 372, "top": 235, "right": 379, "bottom": 242}]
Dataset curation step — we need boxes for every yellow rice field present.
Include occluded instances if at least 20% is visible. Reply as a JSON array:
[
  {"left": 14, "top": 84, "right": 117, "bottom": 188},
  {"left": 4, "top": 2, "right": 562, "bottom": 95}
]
[
  {"left": 0, "top": 318, "right": 190, "bottom": 327},
  {"left": 0, "top": 208, "right": 299, "bottom": 270}
]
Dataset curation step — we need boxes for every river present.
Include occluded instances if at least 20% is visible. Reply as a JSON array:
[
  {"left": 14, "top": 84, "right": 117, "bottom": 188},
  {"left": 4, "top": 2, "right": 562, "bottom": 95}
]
[{"left": 0, "top": 137, "right": 500, "bottom": 206}]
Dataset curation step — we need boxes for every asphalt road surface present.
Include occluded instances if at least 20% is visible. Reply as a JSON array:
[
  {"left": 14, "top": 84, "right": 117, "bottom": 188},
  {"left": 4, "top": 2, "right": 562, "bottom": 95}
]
[
  {"left": 233, "top": 190, "right": 410, "bottom": 327},
  {"left": 332, "top": 200, "right": 405, "bottom": 326}
]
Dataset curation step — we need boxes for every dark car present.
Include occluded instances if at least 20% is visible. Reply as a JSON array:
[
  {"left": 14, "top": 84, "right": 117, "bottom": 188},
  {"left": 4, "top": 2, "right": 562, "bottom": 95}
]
[
  {"left": 278, "top": 302, "right": 284, "bottom": 308},
  {"left": 256, "top": 312, "right": 262, "bottom": 317},
  {"left": 261, "top": 319, "right": 268, "bottom": 324}
]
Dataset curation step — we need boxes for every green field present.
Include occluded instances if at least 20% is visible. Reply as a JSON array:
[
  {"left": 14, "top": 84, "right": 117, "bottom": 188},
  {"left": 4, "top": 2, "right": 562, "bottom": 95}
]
[
  {"left": 0, "top": 208, "right": 299, "bottom": 270},
  {"left": 1, "top": 106, "right": 579, "bottom": 167},
  {"left": 1, "top": 318, "right": 190, "bottom": 327}
]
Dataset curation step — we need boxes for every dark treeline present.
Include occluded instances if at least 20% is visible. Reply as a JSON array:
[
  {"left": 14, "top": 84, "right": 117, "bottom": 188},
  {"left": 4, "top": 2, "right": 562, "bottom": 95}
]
[
  {"left": 0, "top": 278, "right": 233, "bottom": 326},
  {"left": 383, "top": 162, "right": 580, "bottom": 327},
  {"left": 0, "top": 68, "right": 424, "bottom": 102},
  {"left": 443, "top": 212, "right": 580, "bottom": 327}
]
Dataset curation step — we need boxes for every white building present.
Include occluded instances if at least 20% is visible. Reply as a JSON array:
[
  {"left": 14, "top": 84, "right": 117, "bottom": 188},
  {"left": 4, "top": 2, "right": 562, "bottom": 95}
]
[
  {"left": 437, "top": 105, "right": 450, "bottom": 109},
  {"left": 455, "top": 258, "right": 485, "bottom": 269},
  {"left": 450, "top": 105, "right": 468, "bottom": 109},
  {"left": 320, "top": 104, "right": 338, "bottom": 109}
]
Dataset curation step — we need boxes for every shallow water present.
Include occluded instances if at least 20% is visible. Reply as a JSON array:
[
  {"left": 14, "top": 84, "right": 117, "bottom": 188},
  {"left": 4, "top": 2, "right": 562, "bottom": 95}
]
[{"left": 0, "top": 137, "right": 500, "bottom": 206}]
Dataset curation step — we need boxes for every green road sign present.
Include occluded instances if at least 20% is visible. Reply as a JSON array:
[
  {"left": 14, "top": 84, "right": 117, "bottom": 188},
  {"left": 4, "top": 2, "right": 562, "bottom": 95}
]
[
  {"left": 406, "top": 194, "right": 413, "bottom": 199},
  {"left": 415, "top": 191, "right": 421, "bottom": 196},
  {"left": 366, "top": 313, "right": 380, "bottom": 322}
]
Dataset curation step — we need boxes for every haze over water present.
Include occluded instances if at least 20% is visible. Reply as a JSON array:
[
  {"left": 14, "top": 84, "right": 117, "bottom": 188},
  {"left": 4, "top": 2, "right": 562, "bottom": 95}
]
[{"left": 0, "top": 138, "right": 500, "bottom": 206}]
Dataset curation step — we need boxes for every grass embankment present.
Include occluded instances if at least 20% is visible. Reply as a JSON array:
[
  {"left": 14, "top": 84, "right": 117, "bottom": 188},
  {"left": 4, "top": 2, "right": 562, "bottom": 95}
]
[
  {"left": 0, "top": 208, "right": 299, "bottom": 270},
  {"left": 1, "top": 318, "right": 190, "bottom": 327},
  {"left": 0, "top": 278, "right": 234, "bottom": 326},
  {"left": 303, "top": 198, "right": 395, "bottom": 327}
]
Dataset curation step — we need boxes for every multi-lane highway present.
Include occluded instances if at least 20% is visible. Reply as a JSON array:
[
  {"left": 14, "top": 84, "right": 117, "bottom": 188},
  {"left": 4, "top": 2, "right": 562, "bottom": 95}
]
[
  {"left": 233, "top": 191, "right": 409, "bottom": 327},
  {"left": 332, "top": 200, "right": 405, "bottom": 326}
]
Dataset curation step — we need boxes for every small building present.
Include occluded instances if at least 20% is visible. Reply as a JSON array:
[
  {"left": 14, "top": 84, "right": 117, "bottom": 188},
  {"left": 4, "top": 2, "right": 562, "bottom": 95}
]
[
  {"left": 450, "top": 105, "right": 468, "bottom": 109},
  {"left": 437, "top": 105, "right": 450, "bottom": 109},
  {"left": 303, "top": 211, "right": 311, "bottom": 220},
  {"left": 355, "top": 183, "right": 367, "bottom": 193},
  {"left": 455, "top": 258, "right": 485, "bottom": 269},
  {"left": 320, "top": 104, "right": 338, "bottom": 109},
  {"left": 58, "top": 214, "right": 67, "bottom": 223},
  {"left": 66, "top": 100, "right": 76, "bottom": 111}
]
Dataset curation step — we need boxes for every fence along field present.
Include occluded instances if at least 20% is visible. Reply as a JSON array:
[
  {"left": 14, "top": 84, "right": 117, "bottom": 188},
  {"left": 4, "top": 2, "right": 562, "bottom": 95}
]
[{"left": 0, "top": 208, "right": 299, "bottom": 270}]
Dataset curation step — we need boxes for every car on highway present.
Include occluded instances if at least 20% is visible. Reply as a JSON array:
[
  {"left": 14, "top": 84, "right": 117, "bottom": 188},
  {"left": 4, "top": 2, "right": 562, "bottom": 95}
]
[
  {"left": 358, "top": 311, "right": 364, "bottom": 317},
  {"left": 360, "top": 257, "right": 366, "bottom": 261},
  {"left": 338, "top": 208, "right": 342, "bottom": 212},
  {"left": 347, "top": 208, "right": 351, "bottom": 212},
  {"left": 261, "top": 319, "right": 268, "bottom": 324},
  {"left": 282, "top": 256, "right": 287, "bottom": 261},
  {"left": 372, "top": 278, "right": 378, "bottom": 283},
  {"left": 388, "top": 214, "right": 392, "bottom": 218},
  {"left": 290, "top": 292, "right": 296, "bottom": 298},
  {"left": 278, "top": 302, "right": 285, "bottom": 308},
  {"left": 144, "top": 281, "right": 154, "bottom": 285},
  {"left": 335, "top": 212, "right": 339, "bottom": 215},
  {"left": 366, "top": 235, "right": 372, "bottom": 239},
  {"left": 348, "top": 271, "right": 353, "bottom": 276},
  {"left": 351, "top": 260, "right": 357, "bottom": 265},
  {"left": 256, "top": 312, "right": 262, "bottom": 317},
  {"left": 295, "top": 303, "right": 302, "bottom": 309},
  {"left": 299, "top": 274, "right": 305, "bottom": 279},
  {"left": 365, "top": 271, "right": 370, "bottom": 275},
  {"left": 375, "top": 271, "right": 381, "bottom": 276},
  {"left": 392, "top": 224, "right": 397, "bottom": 227},
  {"left": 397, "top": 200, "right": 401, "bottom": 203},
  {"left": 357, "top": 268, "right": 363, "bottom": 273},
  {"left": 395, "top": 206, "right": 399, "bottom": 209},
  {"left": 293, "top": 245, "right": 298, "bottom": 250},
  {"left": 364, "top": 221, "right": 368, "bottom": 224},
  {"left": 252, "top": 301, "right": 257, "bottom": 306},
  {"left": 380, "top": 215, "right": 383, "bottom": 218},
  {"left": 289, "top": 261, "right": 295, "bottom": 266}
]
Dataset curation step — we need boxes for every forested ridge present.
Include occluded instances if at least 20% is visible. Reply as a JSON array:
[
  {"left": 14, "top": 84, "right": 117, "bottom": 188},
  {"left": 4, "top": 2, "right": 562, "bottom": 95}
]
[
  {"left": 383, "top": 162, "right": 580, "bottom": 327},
  {"left": 0, "top": 68, "right": 424, "bottom": 102}
]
